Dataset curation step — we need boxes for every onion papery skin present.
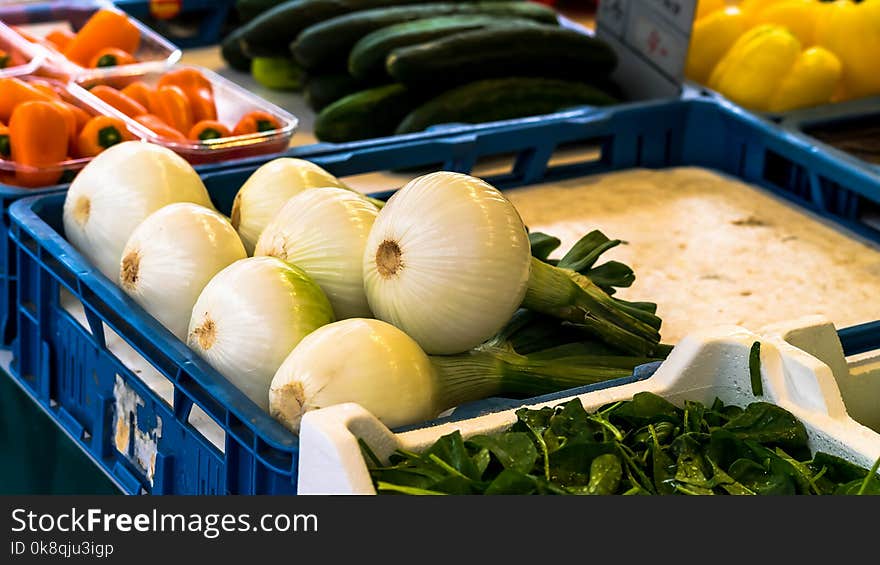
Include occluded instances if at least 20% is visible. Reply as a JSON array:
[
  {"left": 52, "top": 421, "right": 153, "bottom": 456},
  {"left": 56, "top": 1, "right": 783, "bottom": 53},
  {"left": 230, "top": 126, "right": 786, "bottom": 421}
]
[
  {"left": 230, "top": 158, "right": 348, "bottom": 254},
  {"left": 63, "top": 141, "right": 214, "bottom": 280},
  {"left": 120, "top": 203, "right": 247, "bottom": 340},
  {"left": 255, "top": 187, "right": 378, "bottom": 319},
  {"left": 363, "top": 171, "right": 531, "bottom": 355},
  {"left": 269, "top": 318, "right": 438, "bottom": 433},
  {"left": 187, "top": 256, "right": 335, "bottom": 411}
]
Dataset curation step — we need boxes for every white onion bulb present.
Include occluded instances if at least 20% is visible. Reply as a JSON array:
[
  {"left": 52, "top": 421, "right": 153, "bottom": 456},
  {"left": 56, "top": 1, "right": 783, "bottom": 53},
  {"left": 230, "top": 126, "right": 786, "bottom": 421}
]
[
  {"left": 63, "top": 141, "right": 214, "bottom": 280},
  {"left": 230, "top": 158, "right": 348, "bottom": 254},
  {"left": 362, "top": 171, "right": 531, "bottom": 355},
  {"left": 269, "top": 318, "right": 437, "bottom": 432},
  {"left": 254, "top": 187, "right": 378, "bottom": 319},
  {"left": 119, "top": 203, "right": 247, "bottom": 340},
  {"left": 187, "top": 256, "right": 335, "bottom": 410}
]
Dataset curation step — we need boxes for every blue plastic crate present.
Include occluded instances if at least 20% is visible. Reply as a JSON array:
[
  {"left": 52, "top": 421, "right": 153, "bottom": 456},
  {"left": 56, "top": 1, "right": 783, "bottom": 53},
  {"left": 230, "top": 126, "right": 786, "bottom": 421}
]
[
  {"left": 9, "top": 96, "right": 880, "bottom": 495},
  {"left": 778, "top": 96, "right": 880, "bottom": 176},
  {"left": 113, "top": 0, "right": 235, "bottom": 48},
  {"left": 0, "top": 106, "right": 604, "bottom": 351}
]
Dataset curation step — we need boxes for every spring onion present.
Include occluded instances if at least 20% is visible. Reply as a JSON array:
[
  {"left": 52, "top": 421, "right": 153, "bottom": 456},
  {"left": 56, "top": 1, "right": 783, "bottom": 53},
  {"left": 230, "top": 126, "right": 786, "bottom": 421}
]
[
  {"left": 187, "top": 256, "right": 335, "bottom": 410},
  {"left": 229, "top": 157, "right": 350, "bottom": 254},
  {"left": 63, "top": 141, "right": 214, "bottom": 280},
  {"left": 119, "top": 203, "right": 247, "bottom": 340},
  {"left": 269, "top": 318, "right": 644, "bottom": 432},
  {"left": 255, "top": 187, "right": 378, "bottom": 319},
  {"left": 363, "top": 171, "right": 661, "bottom": 356}
]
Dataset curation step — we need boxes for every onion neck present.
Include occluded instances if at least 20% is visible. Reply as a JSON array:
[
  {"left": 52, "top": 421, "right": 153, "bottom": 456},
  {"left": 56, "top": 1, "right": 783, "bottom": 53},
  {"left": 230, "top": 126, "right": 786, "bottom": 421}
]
[
  {"left": 429, "top": 347, "right": 635, "bottom": 414},
  {"left": 522, "top": 258, "right": 661, "bottom": 356}
]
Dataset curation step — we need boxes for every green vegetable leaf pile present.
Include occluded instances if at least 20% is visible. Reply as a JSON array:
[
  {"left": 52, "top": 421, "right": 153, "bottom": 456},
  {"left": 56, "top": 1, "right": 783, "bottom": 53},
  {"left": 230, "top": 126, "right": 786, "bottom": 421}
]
[{"left": 364, "top": 393, "right": 880, "bottom": 495}]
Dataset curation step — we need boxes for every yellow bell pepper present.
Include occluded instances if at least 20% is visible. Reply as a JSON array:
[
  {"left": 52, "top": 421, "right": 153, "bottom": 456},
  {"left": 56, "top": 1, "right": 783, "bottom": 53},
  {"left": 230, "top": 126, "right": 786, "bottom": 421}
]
[
  {"left": 696, "top": 0, "right": 726, "bottom": 20},
  {"left": 738, "top": 0, "right": 789, "bottom": 25},
  {"left": 767, "top": 46, "right": 843, "bottom": 112},
  {"left": 708, "top": 24, "right": 842, "bottom": 112},
  {"left": 814, "top": 0, "right": 880, "bottom": 101},
  {"left": 751, "top": 0, "right": 817, "bottom": 46},
  {"left": 686, "top": 6, "right": 749, "bottom": 84}
]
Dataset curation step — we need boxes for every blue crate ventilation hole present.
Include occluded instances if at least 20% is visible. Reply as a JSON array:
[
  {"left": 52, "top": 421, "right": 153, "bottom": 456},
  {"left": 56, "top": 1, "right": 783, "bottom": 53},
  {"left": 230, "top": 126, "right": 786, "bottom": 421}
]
[{"left": 8, "top": 97, "right": 880, "bottom": 495}]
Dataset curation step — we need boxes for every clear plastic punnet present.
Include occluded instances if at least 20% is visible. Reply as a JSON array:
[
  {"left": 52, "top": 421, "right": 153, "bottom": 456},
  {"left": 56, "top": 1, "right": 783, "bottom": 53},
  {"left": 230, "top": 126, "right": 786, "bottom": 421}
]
[
  {"left": 0, "top": 20, "right": 46, "bottom": 79},
  {"left": 0, "top": 1, "right": 180, "bottom": 81},
  {"left": 76, "top": 65, "right": 299, "bottom": 164},
  {"left": 0, "top": 76, "right": 148, "bottom": 189}
]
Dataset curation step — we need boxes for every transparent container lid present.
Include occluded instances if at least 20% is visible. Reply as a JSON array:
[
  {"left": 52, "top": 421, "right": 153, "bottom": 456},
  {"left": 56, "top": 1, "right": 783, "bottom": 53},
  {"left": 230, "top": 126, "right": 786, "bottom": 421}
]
[
  {"left": 77, "top": 64, "right": 299, "bottom": 165},
  {"left": 0, "top": 0, "right": 181, "bottom": 81}
]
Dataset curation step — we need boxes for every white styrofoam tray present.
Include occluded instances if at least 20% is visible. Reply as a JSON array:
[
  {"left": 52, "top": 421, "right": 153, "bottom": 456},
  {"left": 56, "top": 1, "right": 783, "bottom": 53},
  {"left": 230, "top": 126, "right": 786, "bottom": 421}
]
[{"left": 296, "top": 315, "right": 880, "bottom": 495}]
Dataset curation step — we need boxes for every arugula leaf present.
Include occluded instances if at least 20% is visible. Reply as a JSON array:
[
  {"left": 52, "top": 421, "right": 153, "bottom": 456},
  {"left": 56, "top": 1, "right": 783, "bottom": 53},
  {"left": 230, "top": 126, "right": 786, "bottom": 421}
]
[
  {"left": 728, "top": 459, "right": 796, "bottom": 495},
  {"left": 609, "top": 392, "right": 681, "bottom": 427},
  {"left": 484, "top": 470, "right": 537, "bottom": 495},
  {"left": 423, "top": 431, "right": 481, "bottom": 481},
  {"left": 514, "top": 406, "right": 554, "bottom": 480},
  {"left": 650, "top": 424, "right": 678, "bottom": 495},
  {"left": 749, "top": 341, "right": 763, "bottom": 397},
  {"left": 587, "top": 454, "right": 623, "bottom": 495},
  {"left": 683, "top": 400, "right": 705, "bottom": 434},
  {"left": 467, "top": 433, "right": 537, "bottom": 475},
  {"left": 722, "top": 402, "right": 808, "bottom": 451},
  {"left": 549, "top": 442, "right": 617, "bottom": 486}
]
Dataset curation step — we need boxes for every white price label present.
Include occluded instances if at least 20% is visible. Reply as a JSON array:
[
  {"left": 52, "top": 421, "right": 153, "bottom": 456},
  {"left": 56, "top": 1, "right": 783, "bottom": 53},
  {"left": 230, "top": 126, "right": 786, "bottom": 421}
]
[{"left": 597, "top": 0, "right": 697, "bottom": 100}]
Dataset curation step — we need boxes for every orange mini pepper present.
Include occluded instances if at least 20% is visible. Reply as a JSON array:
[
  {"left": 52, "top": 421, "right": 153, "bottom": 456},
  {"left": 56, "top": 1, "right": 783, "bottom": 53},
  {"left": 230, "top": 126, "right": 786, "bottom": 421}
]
[
  {"left": 152, "top": 85, "right": 194, "bottom": 134},
  {"left": 0, "top": 49, "right": 9, "bottom": 70},
  {"left": 63, "top": 9, "right": 140, "bottom": 67},
  {"left": 134, "top": 114, "right": 187, "bottom": 142},
  {"left": 0, "top": 124, "right": 9, "bottom": 159},
  {"left": 29, "top": 82, "right": 61, "bottom": 100},
  {"left": 61, "top": 102, "right": 91, "bottom": 133},
  {"left": 0, "top": 78, "right": 57, "bottom": 122},
  {"left": 120, "top": 81, "right": 153, "bottom": 110},
  {"left": 89, "top": 85, "right": 147, "bottom": 118},
  {"left": 45, "top": 29, "right": 76, "bottom": 51},
  {"left": 47, "top": 101, "right": 80, "bottom": 154},
  {"left": 77, "top": 115, "right": 130, "bottom": 157},
  {"left": 232, "top": 111, "right": 282, "bottom": 136},
  {"left": 188, "top": 120, "right": 231, "bottom": 141},
  {"left": 88, "top": 47, "right": 137, "bottom": 69},
  {"left": 10, "top": 101, "right": 69, "bottom": 187},
  {"left": 157, "top": 68, "right": 216, "bottom": 123}
]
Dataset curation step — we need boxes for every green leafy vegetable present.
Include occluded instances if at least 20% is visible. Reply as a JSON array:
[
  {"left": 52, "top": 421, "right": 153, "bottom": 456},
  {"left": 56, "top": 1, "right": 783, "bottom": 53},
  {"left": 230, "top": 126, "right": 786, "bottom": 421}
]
[{"left": 365, "top": 394, "right": 880, "bottom": 495}]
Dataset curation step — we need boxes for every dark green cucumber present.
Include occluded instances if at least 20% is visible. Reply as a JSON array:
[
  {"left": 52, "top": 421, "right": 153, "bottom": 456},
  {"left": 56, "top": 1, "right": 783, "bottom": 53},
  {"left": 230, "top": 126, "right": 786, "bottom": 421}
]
[
  {"left": 293, "top": 1, "right": 556, "bottom": 70},
  {"left": 388, "top": 25, "right": 617, "bottom": 88},
  {"left": 304, "top": 72, "right": 386, "bottom": 110},
  {"left": 239, "top": 0, "right": 482, "bottom": 58},
  {"left": 221, "top": 27, "right": 253, "bottom": 72},
  {"left": 236, "top": 0, "right": 289, "bottom": 22},
  {"left": 348, "top": 14, "right": 544, "bottom": 79},
  {"left": 314, "top": 83, "right": 427, "bottom": 142},
  {"left": 396, "top": 77, "right": 619, "bottom": 134}
]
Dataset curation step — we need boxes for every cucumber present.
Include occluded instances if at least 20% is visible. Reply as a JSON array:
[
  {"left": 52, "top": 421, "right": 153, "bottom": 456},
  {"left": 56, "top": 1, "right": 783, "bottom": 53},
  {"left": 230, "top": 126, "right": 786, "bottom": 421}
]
[
  {"left": 221, "top": 28, "right": 252, "bottom": 72},
  {"left": 304, "top": 72, "right": 385, "bottom": 110},
  {"left": 236, "top": 0, "right": 289, "bottom": 22},
  {"left": 293, "top": 1, "right": 556, "bottom": 70},
  {"left": 314, "top": 83, "right": 427, "bottom": 142},
  {"left": 251, "top": 57, "right": 306, "bottom": 90},
  {"left": 395, "top": 77, "right": 619, "bottom": 134},
  {"left": 387, "top": 25, "right": 618, "bottom": 88},
  {"left": 348, "top": 14, "right": 543, "bottom": 79},
  {"left": 239, "top": 0, "right": 480, "bottom": 58}
]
